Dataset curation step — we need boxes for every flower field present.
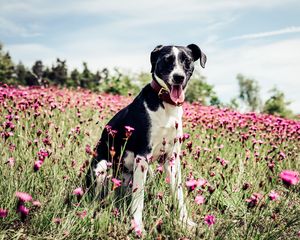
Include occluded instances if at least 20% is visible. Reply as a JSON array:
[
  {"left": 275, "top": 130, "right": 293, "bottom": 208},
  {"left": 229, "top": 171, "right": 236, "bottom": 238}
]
[{"left": 0, "top": 85, "right": 299, "bottom": 239}]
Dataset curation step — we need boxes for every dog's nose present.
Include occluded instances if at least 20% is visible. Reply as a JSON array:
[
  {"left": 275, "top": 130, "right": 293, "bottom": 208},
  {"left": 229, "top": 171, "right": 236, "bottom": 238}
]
[{"left": 173, "top": 74, "right": 185, "bottom": 84}]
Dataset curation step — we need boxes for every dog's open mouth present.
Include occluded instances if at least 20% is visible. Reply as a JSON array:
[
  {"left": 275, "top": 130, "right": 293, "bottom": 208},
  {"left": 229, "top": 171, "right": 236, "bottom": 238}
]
[{"left": 170, "top": 85, "right": 184, "bottom": 105}]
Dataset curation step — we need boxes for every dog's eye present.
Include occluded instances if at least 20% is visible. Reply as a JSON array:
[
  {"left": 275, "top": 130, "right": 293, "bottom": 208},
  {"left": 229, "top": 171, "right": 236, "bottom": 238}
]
[
  {"left": 163, "top": 55, "right": 174, "bottom": 64},
  {"left": 183, "top": 59, "right": 192, "bottom": 69}
]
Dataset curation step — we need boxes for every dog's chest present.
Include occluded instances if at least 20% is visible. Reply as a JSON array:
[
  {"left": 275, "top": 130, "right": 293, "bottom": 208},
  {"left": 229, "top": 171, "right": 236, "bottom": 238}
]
[{"left": 146, "top": 103, "right": 183, "bottom": 159}]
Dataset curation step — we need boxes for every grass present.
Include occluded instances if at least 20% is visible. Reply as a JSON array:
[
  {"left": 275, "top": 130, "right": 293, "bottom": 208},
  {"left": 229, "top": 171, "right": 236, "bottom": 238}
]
[{"left": 0, "top": 86, "right": 299, "bottom": 239}]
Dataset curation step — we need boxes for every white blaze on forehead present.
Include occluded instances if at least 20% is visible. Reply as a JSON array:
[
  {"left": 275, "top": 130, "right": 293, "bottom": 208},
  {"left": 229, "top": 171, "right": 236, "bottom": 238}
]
[{"left": 172, "top": 47, "right": 185, "bottom": 76}]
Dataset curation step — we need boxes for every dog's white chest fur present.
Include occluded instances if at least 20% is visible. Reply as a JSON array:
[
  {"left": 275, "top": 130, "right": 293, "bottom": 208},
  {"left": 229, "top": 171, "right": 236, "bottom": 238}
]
[{"left": 146, "top": 102, "right": 183, "bottom": 159}]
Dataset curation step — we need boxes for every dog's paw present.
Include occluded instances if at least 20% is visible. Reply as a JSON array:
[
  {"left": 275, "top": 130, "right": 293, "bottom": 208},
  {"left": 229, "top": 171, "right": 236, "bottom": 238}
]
[
  {"left": 180, "top": 216, "right": 197, "bottom": 229},
  {"left": 131, "top": 219, "right": 144, "bottom": 237},
  {"left": 185, "top": 218, "right": 197, "bottom": 229}
]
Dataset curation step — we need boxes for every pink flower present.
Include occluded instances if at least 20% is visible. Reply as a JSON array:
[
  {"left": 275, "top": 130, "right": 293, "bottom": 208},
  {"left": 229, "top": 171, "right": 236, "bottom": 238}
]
[
  {"left": 186, "top": 178, "right": 207, "bottom": 191},
  {"left": 6, "top": 157, "right": 15, "bottom": 167},
  {"left": 204, "top": 215, "right": 216, "bottom": 226},
  {"left": 220, "top": 159, "right": 229, "bottom": 166},
  {"left": 76, "top": 210, "right": 87, "bottom": 219},
  {"left": 32, "top": 200, "right": 42, "bottom": 207},
  {"left": 85, "top": 144, "right": 92, "bottom": 155},
  {"left": 34, "top": 160, "right": 43, "bottom": 171},
  {"left": 73, "top": 187, "right": 84, "bottom": 196},
  {"left": 156, "top": 164, "right": 163, "bottom": 173},
  {"left": 279, "top": 170, "right": 299, "bottom": 186},
  {"left": 197, "top": 178, "right": 207, "bottom": 187},
  {"left": 268, "top": 190, "right": 280, "bottom": 201},
  {"left": 0, "top": 209, "right": 8, "bottom": 218},
  {"left": 182, "top": 133, "right": 190, "bottom": 142},
  {"left": 165, "top": 176, "right": 170, "bottom": 184},
  {"left": 37, "top": 148, "right": 49, "bottom": 162},
  {"left": 124, "top": 126, "right": 135, "bottom": 139},
  {"left": 186, "top": 178, "right": 198, "bottom": 190},
  {"left": 17, "top": 204, "right": 30, "bottom": 220},
  {"left": 195, "top": 195, "right": 205, "bottom": 205},
  {"left": 53, "top": 218, "right": 62, "bottom": 224},
  {"left": 112, "top": 178, "right": 122, "bottom": 190},
  {"left": 131, "top": 219, "right": 142, "bottom": 237},
  {"left": 124, "top": 126, "right": 135, "bottom": 132},
  {"left": 16, "top": 192, "right": 32, "bottom": 202},
  {"left": 245, "top": 193, "right": 263, "bottom": 207}
]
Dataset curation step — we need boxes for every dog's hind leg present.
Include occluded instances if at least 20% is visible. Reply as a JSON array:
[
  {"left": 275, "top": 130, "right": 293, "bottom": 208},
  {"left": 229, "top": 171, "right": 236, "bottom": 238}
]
[{"left": 94, "top": 160, "right": 109, "bottom": 199}]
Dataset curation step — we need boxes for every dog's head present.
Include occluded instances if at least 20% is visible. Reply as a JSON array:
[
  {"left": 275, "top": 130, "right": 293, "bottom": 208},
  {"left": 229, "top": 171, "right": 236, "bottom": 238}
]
[{"left": 150, "top": 44, "right": 206, "bottom": 104}]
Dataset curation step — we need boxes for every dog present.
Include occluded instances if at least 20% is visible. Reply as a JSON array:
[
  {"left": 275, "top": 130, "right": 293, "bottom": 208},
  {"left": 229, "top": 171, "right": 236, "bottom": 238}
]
[{"left": 86, "top": 44, "right": 206, "bottom": 232}]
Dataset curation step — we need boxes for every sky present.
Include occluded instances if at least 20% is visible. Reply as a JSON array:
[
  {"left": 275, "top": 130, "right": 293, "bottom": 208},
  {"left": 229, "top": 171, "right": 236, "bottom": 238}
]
[{"left": 1, "top": 0, "right": 300, "bottom": 112}]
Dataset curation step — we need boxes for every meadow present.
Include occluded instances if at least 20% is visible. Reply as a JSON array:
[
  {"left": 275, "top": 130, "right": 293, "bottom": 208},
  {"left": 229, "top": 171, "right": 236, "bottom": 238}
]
[{"left": 0, "top": 85, "right": 299, "bottom": 239}]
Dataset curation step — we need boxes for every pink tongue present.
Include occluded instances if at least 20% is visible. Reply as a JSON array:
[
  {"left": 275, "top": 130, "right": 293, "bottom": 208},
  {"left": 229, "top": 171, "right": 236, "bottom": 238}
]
[{"left": 170, "top": 85, "right": 184, "bottom": 104}]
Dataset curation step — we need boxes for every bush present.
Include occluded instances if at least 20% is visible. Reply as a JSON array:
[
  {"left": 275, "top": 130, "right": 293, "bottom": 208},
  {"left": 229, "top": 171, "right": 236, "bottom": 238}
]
[
  {"left": 263, "top": 87, "right": 294, "bottom": 118},
  {"left": 185, "top": 72, "right": 220, "bottom": 106}
]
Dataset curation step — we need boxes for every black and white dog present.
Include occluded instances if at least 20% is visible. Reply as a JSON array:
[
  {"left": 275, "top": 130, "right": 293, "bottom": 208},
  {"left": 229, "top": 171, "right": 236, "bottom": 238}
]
[{"left": 87, "top": 44, "right": 206, "bottom": 231}]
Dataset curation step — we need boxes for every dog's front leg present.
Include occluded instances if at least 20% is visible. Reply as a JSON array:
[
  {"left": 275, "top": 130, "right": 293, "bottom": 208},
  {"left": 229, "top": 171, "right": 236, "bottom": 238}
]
[
  {"left": 131, "top": 155, "right": 148, "bottom": 232},
  {"left": 165, "top": 146, "right": 196, "bottom": 228}
]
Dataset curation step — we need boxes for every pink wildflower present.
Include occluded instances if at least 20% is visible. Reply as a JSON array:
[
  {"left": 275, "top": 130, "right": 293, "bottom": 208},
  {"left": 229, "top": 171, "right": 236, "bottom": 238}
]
[
  {"left": 279, "top": 170, "right": 299, "bottom": 186},
  {"left": 32, "top": 200, "right": 42, "bottom": 207},
  {"left": 17, "top": 204, "right": 30, "bottom": 220},
  {"left": 131, "top": 219, "right": 142, "bottom": 237},
  {"left": 53, "top": 218, "right": 62, "bottom": 224},
  {"left": 197, "top": 178, "right": 207, "bottom": 187},
  {"left": 73, "top": 187, "right": 84, "bottom": 196},
  {"left": 156, "top": 164, "right": 163, "bottom": 173},
  {"left": 34, "top": 160, "right": 43, "bottom": 171},
  {"left": 220, "top": 159, "right": 229, "bottom": 166},
  {"left": 204, "top": 215, "right": 216, "bottom": 226},
  {"left": 195, "top": 195, "right": 205, "bottom": 205},
  {"left": 76, "top": 210, "right": 87, "bottom": 219},
  {"left": 245, "top": 193, "right": 263, "bottom": 207},
  {"left": 186, "top": 178, "right": 198, "bottom": 190},
  {"left": 124, "top": 125, "right": 135, "bottom": 139},
  {"left": 268, "top": 190, "right": 280, "bottom": 201},
  {"left": 85, "top": 144, "right": 92, "bottom": 155},
  {"left": 124, "top": 126, "right": 135, "bottom": 132},
  {"left": 112, "top": 178, "right": 122, "bottom": 190},
  {"left": 0, "top": 209, "right": 8, "bottom": 218},
  {"left": 6, "top": 157, "right": 15, "bottom": 167},
  {"left": 186, "top": 178, "right": 207, "bottom": 191},
  {"left": 16, "top": 192, "right": 32, "bottom": 202}
]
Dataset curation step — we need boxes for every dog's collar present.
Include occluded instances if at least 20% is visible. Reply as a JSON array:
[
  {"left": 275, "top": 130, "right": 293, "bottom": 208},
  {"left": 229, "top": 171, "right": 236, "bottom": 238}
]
[{"left": 150, "top": 79, "right": 183, "bottom": 106}]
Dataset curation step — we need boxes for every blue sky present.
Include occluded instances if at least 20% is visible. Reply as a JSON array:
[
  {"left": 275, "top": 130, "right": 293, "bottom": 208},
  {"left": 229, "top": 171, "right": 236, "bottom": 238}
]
[{"left": 1, "top": 0, "right": 300, "bottom": 111}]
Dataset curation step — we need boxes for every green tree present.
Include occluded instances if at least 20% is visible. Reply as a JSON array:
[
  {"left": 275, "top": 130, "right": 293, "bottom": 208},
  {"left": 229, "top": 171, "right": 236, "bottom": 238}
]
[
  {"left": 15, "top": 62, "right": 27, "bottom": 85},
  {"left": 237, "top": 74, "right": 261, "bottom": 112},
  {"left": 68, "top": 68, "right": 81, "bottom": 87},
  {"left": 80, "top": 62, "right": 93, "bottom": 88},
  {"left": 49, "top": 59, "right": 68, "bottom": 85},
  {"left": 226, "top": 97, "right": 239, "bottom": 110},
  {"left": 0, "top": 43, "right": 16, "bottom": 84},
  {"left": 263, "top": 87, "right": 294, "bottom": 118},
  {"left": 100, "top": 68, "right": 139, "bottom": 96},
  {"left": 185, "top": 72, "right": 220, "bottom": 106},
  {"left": 32, "top": 60, "right": 44, "bottom": 85}
]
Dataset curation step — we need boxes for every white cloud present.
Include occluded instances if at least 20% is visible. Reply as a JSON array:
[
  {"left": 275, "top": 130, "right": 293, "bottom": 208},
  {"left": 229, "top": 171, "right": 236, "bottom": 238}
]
[
  {"left": 0, "top": 17, "right": 41, "bottom": 37},
  {"left": 206, "top": 39, "right": 300, "bottom": 112},
  {"left": 6, "top": 43, "right": 61, "bottom": 66},
  {"left": 228, "top": 26, "right": 300, "bottom": 40}
]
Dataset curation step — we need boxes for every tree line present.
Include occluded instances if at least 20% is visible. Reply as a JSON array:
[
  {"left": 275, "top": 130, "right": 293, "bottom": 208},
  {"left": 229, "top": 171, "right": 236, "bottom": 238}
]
[{"left": 0, "top": 43, "right": 295, "bottom": 118}]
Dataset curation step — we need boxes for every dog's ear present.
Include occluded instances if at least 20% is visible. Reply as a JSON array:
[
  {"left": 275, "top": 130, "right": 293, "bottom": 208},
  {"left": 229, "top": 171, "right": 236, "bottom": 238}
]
[
  {"left": 150, "top": 45, "right": 163, "bottom": 73},
  {"left": 187, "top": 44, "right": 207, "bottom": 68}
]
